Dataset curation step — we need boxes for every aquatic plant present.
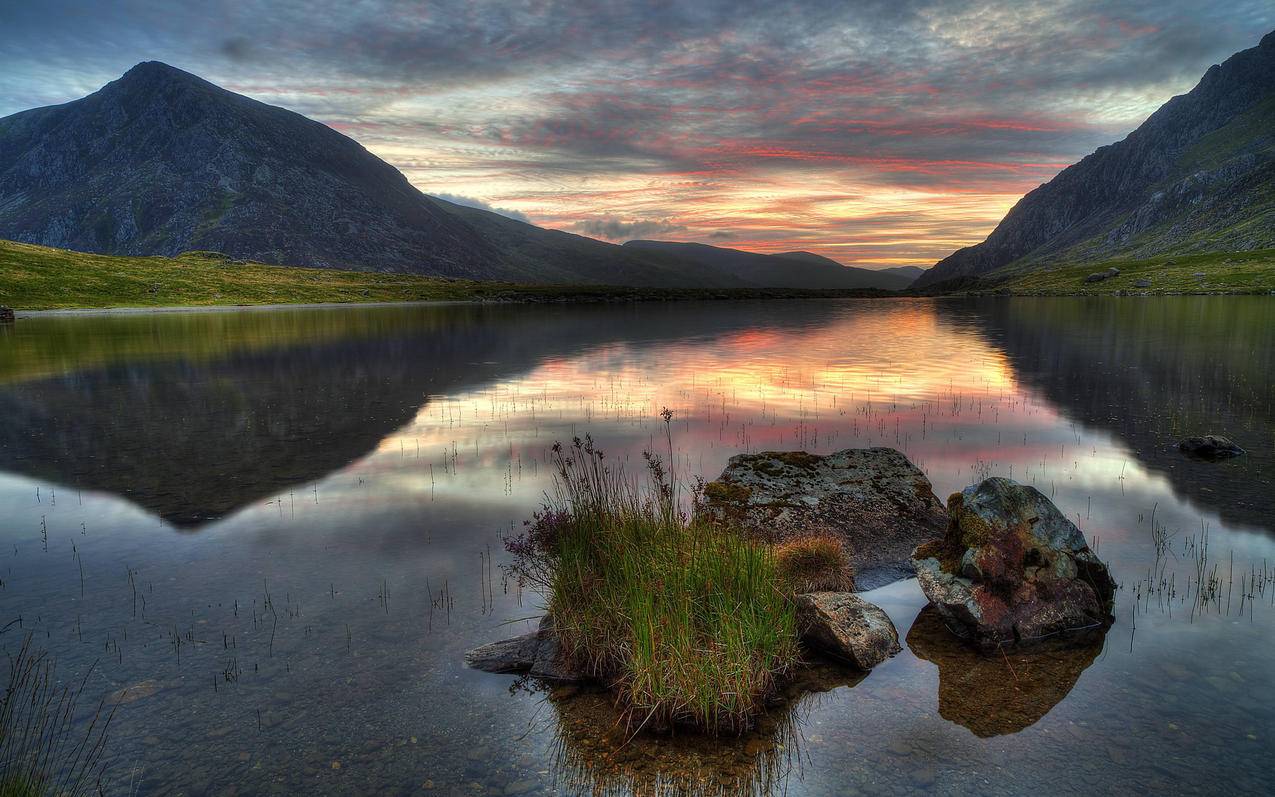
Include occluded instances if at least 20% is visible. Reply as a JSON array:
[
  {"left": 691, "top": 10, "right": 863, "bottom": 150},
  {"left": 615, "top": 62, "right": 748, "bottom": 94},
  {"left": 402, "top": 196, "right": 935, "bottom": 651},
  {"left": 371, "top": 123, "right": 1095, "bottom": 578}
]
[
  {"left": 506, "top": 429, "right": 799, "bottom": 736},
  {"left": 0, "top": 632, "right": 116, "bottom": 797}
]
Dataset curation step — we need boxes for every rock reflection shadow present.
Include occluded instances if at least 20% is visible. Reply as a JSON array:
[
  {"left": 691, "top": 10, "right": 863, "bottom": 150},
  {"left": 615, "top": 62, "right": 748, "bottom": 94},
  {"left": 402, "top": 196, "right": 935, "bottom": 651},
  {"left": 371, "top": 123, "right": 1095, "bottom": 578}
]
[
  {"left": 907, "top": 605, "right": 1106, "bottom": 737},
  {"left": 539, "top": 660, "right": 866, "bottom": 797}
]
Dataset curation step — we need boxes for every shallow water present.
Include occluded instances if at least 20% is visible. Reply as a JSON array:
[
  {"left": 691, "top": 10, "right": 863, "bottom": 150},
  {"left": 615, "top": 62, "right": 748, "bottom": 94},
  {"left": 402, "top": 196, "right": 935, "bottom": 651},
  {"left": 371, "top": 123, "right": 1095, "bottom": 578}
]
[{"left": 1, "top": 297, "right": 1273, "bottom": 795}]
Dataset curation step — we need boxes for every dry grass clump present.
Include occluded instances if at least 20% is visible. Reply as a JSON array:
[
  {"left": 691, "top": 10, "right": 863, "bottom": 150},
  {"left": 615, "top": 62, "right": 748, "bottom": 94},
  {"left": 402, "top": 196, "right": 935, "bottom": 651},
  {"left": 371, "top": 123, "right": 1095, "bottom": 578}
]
[{"left": 773, "top": 534, "right": 854, "bottom": 593}]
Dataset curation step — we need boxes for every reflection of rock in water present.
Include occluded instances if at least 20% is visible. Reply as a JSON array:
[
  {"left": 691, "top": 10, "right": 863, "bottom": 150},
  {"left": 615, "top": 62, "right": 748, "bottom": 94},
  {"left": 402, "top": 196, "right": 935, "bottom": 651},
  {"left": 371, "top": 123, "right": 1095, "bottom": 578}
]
[
  {"left": 906, "top": 606, "right": 1105, "bottom": 738},
  {"left": 542, "top": 660, "right": 865, "bottom": 797}
]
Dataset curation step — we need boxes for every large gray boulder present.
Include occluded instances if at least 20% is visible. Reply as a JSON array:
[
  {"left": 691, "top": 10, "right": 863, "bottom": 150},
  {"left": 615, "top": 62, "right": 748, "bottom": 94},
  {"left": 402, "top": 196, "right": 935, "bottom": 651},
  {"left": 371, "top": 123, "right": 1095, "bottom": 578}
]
[
  {"left": 795, "top": 592, "right": 901, "bottom": 669},
  {"left": 699, "top": 448, "right": 946, "bottom": 590},
  {"left": 911, "top": 478, "right": 1115, "bottom": 649}
]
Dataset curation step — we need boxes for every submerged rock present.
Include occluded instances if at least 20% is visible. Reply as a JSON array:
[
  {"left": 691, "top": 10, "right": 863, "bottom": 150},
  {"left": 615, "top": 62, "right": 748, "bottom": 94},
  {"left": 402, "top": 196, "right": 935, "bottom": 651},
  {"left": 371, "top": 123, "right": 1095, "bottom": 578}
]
[
  {"left": 464, "top": 617, "right": 584, "bottom": 681},
  {"left": 795, "top": 592, "right": 901, "bottom": 669},
  {"left": 1178, "top": 434, "right": 1244, "bottom": 459},
  {"left": 699, "top": 448, "right": 947, "bottom": 590},
  {"left": 911, "top": 478, "right": 1115, "bottom": 649},
  {"left": 907, "top": 606, "right": 1105, "bottom": 736}
]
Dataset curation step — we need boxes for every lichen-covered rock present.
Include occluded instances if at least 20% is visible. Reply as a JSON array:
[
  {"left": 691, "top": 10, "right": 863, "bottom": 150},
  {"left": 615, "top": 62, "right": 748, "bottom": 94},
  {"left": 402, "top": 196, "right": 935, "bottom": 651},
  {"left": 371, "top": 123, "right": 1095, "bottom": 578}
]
[
  {"left": 699, "top": 448, "right": 947, "bottom": 590},
  {"left": 911, "top": 478, "right": 1115, "bottom": 649},
  {"left": 1178, "top": 434, "right": 1244, "bottom": 459},
  {"left": 795, "top": 592, "right": 901, "bottom": 669},
  {"left": 464, "top": 617, "right": 584, "bottom": 681}
]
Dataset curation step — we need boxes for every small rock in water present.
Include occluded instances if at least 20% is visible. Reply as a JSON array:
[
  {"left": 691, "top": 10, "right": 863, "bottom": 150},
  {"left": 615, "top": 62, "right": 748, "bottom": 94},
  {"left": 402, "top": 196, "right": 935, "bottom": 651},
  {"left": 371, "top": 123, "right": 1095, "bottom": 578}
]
[
  {"left": 464, "top": 616, "right": 585, "bottom": 682},
  {"left": 911, "top": 477, "right": 1115, "bottom": 649},
  {"left": 795, "top": 592, "right": 901, "bottom": 669},
  {"left": 1177, "top": 435, "right": 1244, "bottom": 459},
  {"left": 699, "top": 448, "right": 946, "bottom": 590}
]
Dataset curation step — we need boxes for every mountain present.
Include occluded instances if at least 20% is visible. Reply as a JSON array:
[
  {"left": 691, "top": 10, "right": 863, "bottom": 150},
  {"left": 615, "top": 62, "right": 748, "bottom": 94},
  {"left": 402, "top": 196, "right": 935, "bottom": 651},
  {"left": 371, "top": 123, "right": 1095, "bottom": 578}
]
[
  {"left": 0, "top": 62, "right": 744, "bottom": 288},
  {"left": 622, "top": 240, "right": 914, "bottom": 290},
  {"left": 916, "top": 30, "right": 1275, "bottom": 289},
  {"left": 879, "top": 265, "right": 927, "bottom": 281}
]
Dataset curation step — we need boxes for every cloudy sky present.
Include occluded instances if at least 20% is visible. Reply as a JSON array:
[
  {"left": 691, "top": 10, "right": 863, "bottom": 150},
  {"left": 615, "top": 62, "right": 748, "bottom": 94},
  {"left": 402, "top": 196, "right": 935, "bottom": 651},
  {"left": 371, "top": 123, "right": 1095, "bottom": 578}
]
[{"left": 1, "top": 1, "right": 1271, "bottom": 267}]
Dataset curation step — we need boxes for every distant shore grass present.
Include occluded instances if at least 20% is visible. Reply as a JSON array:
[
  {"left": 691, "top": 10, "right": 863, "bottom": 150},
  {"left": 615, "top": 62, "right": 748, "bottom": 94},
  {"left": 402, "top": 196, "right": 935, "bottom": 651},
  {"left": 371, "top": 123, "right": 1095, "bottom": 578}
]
[
  {"left": 992, "top": 248, "right": 1275, "bottom": 295},
  {"left": 507, "top": 431, "right": 799, "bottom": 735},
  {"left": 0, "top": 239, "right": 891, "bottom": 311}
]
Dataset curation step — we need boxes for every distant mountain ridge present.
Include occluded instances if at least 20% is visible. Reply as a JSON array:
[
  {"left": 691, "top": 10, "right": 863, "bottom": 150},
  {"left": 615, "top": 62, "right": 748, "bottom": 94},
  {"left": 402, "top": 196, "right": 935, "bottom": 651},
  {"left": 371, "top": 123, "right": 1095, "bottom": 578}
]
[
  {"left": 916, "top": 30, "right": 1275, "bottom": 289},
  {"left": 622, "top": 240, "right": 914, "bottom": 290},
  {"left": 0, "top": 62, "right": 877, "bottom": 290}
]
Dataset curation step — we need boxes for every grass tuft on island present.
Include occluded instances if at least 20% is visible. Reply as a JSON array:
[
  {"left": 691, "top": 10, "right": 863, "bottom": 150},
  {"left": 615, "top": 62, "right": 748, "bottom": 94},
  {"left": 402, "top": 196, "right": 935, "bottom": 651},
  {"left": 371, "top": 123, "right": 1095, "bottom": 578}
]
[
  {"left": 0, "top": 239, "right": 894, "bottom": 311},
  {"left": 507, "top": 431, "right": 800, "bottom": 736}
]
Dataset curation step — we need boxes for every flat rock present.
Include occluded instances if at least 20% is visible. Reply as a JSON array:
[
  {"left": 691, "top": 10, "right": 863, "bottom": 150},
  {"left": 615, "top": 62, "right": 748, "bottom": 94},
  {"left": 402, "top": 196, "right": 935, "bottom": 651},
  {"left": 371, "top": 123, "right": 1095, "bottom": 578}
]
[
  {"left": 1178, "top": 434, "right": 1244, "bottom": 459},
  {"left": 912, "top": 477, "right": 1115, "bottom": 649},
  {"left": 699, "top": 448, "right": 946, "bottom": 590},
  {"left": 464, "top": 617, "right": 584, "bottom": 681},
  {"left": 795, "top": 592, "right": 901, "bottom": 669}
]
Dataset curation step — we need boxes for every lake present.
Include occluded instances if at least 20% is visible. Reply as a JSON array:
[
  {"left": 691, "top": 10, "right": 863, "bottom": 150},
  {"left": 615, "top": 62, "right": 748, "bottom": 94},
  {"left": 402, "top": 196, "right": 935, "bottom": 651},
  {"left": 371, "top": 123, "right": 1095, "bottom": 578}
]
[{"left": 1, "top": 297, "right": 1273, "bottom": 795}]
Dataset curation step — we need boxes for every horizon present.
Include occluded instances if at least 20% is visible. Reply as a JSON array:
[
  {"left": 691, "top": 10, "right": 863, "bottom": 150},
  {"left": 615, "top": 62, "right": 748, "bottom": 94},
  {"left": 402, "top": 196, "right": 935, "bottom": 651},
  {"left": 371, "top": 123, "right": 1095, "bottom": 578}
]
[{"left": 1, "top": 2, "right": 1272, "bottom": 269}]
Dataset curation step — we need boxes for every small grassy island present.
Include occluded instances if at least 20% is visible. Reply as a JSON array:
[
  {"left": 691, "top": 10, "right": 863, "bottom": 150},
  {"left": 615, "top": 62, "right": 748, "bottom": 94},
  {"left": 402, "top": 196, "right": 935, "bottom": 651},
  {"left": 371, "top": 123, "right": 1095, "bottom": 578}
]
[{"left": 505, "top": 433, "right": 816, "bottom": 734}]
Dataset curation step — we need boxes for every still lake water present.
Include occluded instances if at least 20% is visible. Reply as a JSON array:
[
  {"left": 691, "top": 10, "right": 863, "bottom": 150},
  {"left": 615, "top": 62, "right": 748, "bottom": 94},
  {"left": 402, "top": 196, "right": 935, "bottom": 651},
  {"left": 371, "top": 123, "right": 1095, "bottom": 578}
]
[{"left": 1, "top": 297, "right": 1273, "bottom": 795}]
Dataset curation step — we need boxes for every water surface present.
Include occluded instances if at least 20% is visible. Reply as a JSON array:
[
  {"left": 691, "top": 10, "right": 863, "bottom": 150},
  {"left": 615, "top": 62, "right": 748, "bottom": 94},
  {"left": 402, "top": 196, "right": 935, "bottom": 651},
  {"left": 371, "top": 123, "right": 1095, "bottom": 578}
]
[{"left": 1, "top": 297, "right": 1272, "bottom": 795}]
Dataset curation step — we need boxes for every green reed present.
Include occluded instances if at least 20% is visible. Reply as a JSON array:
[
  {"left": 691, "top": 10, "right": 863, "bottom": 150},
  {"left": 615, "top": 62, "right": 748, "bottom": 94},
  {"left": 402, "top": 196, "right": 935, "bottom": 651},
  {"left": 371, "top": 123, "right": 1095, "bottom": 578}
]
[{"left": 0, "top": 633, "right": 116, "bottom": 797}]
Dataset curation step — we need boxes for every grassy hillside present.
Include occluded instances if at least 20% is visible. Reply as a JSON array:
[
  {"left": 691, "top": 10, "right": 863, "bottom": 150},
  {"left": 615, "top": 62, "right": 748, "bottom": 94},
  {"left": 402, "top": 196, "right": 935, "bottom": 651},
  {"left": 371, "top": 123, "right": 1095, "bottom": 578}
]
[
  {"left": 0, "top": 240, "right": 894, "bottom": 311},
  {"left": 995, "top": 249, "right": 1275, "bottom": 295}
]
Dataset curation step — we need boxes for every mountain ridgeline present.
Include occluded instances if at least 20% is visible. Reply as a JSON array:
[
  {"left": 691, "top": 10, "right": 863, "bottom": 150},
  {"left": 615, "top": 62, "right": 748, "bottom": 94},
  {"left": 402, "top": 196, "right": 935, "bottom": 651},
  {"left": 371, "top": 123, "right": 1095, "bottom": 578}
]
[
  {"left": 0, "top": 62, "right": 899, "bottom": 291},
  {"left": 622, "top": 240, "right": 913, "bottom": 290},
  {"left": 916, "top": 30, "right": 1275, "bottom": 289}
]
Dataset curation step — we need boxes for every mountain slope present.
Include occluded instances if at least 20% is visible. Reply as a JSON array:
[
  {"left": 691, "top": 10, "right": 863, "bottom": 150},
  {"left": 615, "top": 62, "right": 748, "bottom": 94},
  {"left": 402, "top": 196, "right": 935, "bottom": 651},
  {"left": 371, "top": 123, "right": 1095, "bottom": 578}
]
[
  {"left": 0, "top": 62, "right": 738, "bottom": 288},
  {"left": 622, "top": 240, "right": 913, "bottom": 290},
  {"left": 916, "top": 30, "right": 1275, "bottom": 289}
]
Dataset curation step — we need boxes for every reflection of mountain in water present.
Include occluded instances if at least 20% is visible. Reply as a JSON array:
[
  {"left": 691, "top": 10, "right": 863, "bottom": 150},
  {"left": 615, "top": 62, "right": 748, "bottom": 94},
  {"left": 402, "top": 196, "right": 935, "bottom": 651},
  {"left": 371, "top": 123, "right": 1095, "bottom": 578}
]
[
  {"left": 0, "top": 302, "right": 841, "bottom": 528},
  {"left": 907, "top": 606, "right": 1105, "bottom": 737},
  {"left": 944, "top": 297, "right": 1275, "bottom": 533},
  {"left": 544, "top": 661, "right": 864, "bottom": 797}
]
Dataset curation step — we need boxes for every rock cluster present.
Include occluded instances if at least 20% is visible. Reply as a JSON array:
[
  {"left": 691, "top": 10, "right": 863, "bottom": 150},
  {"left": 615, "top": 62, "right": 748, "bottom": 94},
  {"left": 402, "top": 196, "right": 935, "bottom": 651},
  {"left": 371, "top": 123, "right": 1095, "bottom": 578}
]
[
  {"left": 912, "top": 477, "right": 1115, "bottom": 649},
  {"left": 699, "top": 448, "right": 946, "bottom": 590}
]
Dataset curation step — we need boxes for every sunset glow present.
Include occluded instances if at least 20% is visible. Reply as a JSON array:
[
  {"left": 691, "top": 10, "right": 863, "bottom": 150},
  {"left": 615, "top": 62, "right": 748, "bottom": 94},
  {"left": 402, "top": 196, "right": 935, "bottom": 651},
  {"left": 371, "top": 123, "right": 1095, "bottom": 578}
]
[{"left": 2, "top": 1, "right": 1270, "bottom": 268}]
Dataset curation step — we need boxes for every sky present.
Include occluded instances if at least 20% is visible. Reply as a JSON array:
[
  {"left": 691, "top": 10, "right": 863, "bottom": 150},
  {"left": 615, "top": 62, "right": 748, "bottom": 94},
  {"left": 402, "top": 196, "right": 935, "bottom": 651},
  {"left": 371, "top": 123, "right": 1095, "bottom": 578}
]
[{"left": 1, "top": 2, "right": 1272, "bottom": 268}]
